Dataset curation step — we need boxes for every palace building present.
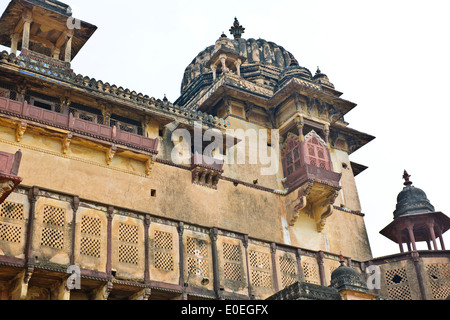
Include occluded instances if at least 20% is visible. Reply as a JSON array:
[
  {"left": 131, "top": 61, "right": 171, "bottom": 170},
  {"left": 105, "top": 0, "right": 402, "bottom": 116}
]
[{"left": 0, "top": 0, "right": 448, "bottom": 300}]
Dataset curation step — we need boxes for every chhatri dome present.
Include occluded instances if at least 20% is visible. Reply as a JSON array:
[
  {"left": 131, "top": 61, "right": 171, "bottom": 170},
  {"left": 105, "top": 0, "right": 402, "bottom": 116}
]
[
  {"left": 393, "top": 170, "right": 435, "bottom": 219},
  {"left": 179, "top": 18, "right": 333, "bottom": 102}
]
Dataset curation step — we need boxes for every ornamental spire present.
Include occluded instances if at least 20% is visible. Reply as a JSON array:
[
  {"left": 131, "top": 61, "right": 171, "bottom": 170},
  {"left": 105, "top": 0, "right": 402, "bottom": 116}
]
[{"left": 229, "top": 17, "right": 245, "bottom": 39}]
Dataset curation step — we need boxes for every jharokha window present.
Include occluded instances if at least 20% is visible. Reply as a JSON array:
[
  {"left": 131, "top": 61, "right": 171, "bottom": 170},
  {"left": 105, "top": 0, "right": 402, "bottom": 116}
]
[
  {"left": 284, "top": 138, "right": 301, "bottom": 177},
  {"left": 304, "top": 131, "right": 331, "bottom": 171},
  {"left": 282, "top": 130, "right": 331, "bottom": 180}
]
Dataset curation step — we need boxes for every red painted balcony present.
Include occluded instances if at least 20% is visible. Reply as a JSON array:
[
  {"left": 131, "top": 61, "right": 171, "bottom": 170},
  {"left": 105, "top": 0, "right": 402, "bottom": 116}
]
[
  {"left": 0, "top": 97, "right": 159, "bottom": 154},
  {"left": 0, "top": 150, "right": 23, "bottom": 204}
]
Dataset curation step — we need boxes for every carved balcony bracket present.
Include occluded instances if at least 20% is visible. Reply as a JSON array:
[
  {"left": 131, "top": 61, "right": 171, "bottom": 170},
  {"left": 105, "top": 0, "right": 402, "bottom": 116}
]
[
  {"left": 90, "top": 282, "right": 114, "bottom": 300},
  {"left": 191, "top": 167, "right": 222, "bottom": 189},
  {"left": 8, "top": 270, "right": 29, "bottom": 300},
  {"left": 61, "top": 132, "right": 73, "bottom": 155},
  {"left": 190, "top": 153, "right": 223, "bottom": 189},
  {"left": 288, "top": 181, "right": 340, "bottom": 232},
  {"left": 105, "top": 145, "right": 117, "bottom": 166},
  {"left": 16, "top": 121, "right": 27, "bottom": 142}
]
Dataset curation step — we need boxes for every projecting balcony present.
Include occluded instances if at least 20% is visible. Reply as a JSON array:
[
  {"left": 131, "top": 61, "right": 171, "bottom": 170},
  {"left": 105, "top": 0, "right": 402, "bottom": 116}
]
[
  {"left": 284, "top": 162, "right": 341, "bottom": 192},
  {"left": 282, "top": 131, "right": 342, "bottom": 232},
  {"left": 0, "top": 150, "right": 23, "bottom": 204},
  {"left": 0, "top": 97, "right": 159, "bottom": 154}
]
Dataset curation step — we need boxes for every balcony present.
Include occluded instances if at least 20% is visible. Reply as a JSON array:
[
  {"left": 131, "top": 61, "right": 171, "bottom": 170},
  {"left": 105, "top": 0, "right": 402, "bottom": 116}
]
[
  {"left": 282, "top": 131, "right": 342, "bottom": 232},
  {"left": 285, "top": 163, "right": 341, "bottom": 192},
  {"left": 0, "top": 97, "right": 159, "bottom": 154},
  {"left": 0, "top": 150, "right": 22, "bottom": 204}
]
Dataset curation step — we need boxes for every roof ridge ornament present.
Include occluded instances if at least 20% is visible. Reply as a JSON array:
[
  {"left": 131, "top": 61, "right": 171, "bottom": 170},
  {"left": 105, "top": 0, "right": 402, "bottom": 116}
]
[{"left": 229, "top": 17, "right": 245, "bottom": 39}]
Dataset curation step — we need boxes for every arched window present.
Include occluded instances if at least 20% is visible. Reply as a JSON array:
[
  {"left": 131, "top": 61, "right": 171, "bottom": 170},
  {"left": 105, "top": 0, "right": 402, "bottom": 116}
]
[{"left": 304, "top": 131, "right": 330, "bottom": 171}]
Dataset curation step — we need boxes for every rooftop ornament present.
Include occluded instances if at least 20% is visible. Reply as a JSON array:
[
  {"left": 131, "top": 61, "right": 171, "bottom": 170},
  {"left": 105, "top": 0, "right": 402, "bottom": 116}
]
[
  {"left": 229, "top": 17, "right": 245, "bottom": 39},
  {"left": 403, "top": 170, "right": 413, "bottom": 186}
]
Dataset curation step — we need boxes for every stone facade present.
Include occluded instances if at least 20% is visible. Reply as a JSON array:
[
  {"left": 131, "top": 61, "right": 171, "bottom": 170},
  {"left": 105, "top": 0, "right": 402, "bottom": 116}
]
[{"left": 0, "top": 0, "right": 448, "bottom": 301}]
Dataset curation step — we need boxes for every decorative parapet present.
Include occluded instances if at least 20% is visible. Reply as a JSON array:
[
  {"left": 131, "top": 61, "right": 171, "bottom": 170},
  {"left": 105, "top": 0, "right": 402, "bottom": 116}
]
[{"left": 0, "top": 51, "right": 230, "bottom": 129}]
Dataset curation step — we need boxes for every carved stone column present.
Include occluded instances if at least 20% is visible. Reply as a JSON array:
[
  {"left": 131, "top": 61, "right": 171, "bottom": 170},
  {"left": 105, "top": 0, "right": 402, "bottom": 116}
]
[
  {"left": 235, "top": 59, "right": 242, "bottom": 77},
  {"left": 427, "top": 221, "right": 438, "bottom": 250},
  {"left": 21, "top": 12, "right": 33, "bottom": 51},
  {"left": 406, "top": 223, "right": 417, "bottom": 251},
  {"left": 211, "top": 65, "right": 217, "bottom": 81},
  {"left": 64, "top": 31, "right": 74, "bottom": 63},
  {"left": 10, "top": 33, "right": 20, "bottom": 56}
]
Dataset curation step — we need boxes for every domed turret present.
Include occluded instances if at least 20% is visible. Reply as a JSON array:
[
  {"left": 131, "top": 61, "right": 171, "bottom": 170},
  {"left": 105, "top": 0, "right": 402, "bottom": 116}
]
[
  {"left": 276, "top": 55, "right": 313, "bottom": 89},
  {"left": 393, "top": 171, "right": 435, "bottom": 219},
  {"left": 313, "top": 67, "right": 335, "bottom": 89},
  {"left": 330, "top": 255, "right": 369, "bottom": 293}
]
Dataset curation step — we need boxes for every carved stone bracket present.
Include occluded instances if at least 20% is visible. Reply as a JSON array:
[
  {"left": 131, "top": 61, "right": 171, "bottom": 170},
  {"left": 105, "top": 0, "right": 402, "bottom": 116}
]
[
  {"left": 16, "top": 121, "right": 27, "bottom": 142},
  {"left": 288, "top": 182, "right": 313, "bottom": 226},
  {"left": 129, "top": 288, "right": 151, "bottom": 300},
  {"left": 288, "top": 181, "right": 339, "bottom": 232},
  {"left": 62, "top": 132, "right": 73, "bottom": 155},
  {"left": 191, "top": 167, "right": 222, "bottom": 189},
  {"left": 105, "top": 145, "right": 117, "bottom": 166},
  {"left": 91, "top": 282, "right": 113, "bottom": 300}
]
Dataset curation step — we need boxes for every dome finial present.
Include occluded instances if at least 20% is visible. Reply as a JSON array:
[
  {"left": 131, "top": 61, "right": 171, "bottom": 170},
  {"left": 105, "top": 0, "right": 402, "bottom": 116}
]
[
  {"left": 339, "top": 253, "right": 345, "bottom": 266},
  {"left": 403, "top": 170, "right": 413, "bottom": 186},
  {"left": 229, "top": 17, "right": 245, "bottom": 39}
]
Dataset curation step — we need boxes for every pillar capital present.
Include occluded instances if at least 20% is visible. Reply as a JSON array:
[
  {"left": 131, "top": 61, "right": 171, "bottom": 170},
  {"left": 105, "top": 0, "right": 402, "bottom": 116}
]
[{"left": 22, "top": 10, "right": 33, "bottom": 24}]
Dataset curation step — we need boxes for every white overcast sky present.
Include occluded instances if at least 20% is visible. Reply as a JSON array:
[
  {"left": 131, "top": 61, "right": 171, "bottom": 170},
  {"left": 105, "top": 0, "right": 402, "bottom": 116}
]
[{"left": 1, "top": 0, "right": 450, "bottom": 259}]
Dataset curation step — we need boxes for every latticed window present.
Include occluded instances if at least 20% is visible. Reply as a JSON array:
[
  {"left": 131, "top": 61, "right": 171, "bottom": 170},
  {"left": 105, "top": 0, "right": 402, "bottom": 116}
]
[
  {"left": 385, "top": 268, "right": 412, "bottom": 300},
  {"left": 40, "top": 205, "right": 65, "bottom": 250},
  {"left": 304, "top": 131, "right": 330, "bottom": 171},
  {"left": 248, "top": 250, "right": 272, "bottom": 289},
  {"left": 426, "top": 263, "right": 450, "bottom": 300},
  {"left": 0, "top": 202, "right": 24, "bottom": 221},
  {"left": 80, "top": 215, "right": 102, "bottom": 258},
  {"left": 118, "top": 223, "right": 139, "bottom": 265},
  {"left": 154, "top": 230, "right": 174, "bottom": 271},
  {"left": 279, "top": 254, "right": 298, "bottom": 289},
  {"left": 0, "top": 223, "right": 22, "bottom": 243},
  {"left": 302, "top": 260, "right": 320, "bottom": 285},
  {"left": 222, "top": 242, "right": 242, "bottom": 282},
  {"left": 283, "top": 137, "right": 301, "bottom": 177},
  {"left": 186, "top": 237, "right": 209, "bottom": 279}
]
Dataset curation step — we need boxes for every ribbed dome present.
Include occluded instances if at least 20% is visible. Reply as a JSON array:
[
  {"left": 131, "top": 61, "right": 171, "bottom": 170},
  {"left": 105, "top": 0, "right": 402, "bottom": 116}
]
[
  {"left": 181, "top": 33, "right": 299, "bottom": 94},
  {"left": 277, "top": 57, "right": 313, "bottom": 89},
  {"left": 394, "top": 185, "right": 435, "bottom": 219},
  {"left": 393, "top": 171, "right": 435, "bottom": 219}
]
